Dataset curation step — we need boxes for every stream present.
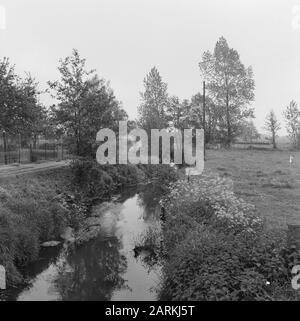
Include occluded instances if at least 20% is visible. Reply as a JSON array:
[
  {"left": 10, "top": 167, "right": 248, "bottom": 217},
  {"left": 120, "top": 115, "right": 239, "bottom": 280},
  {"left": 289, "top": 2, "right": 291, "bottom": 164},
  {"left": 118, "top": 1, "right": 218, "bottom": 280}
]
[{"left": 3, "top": 185, "right": 162, "bottom": 301}]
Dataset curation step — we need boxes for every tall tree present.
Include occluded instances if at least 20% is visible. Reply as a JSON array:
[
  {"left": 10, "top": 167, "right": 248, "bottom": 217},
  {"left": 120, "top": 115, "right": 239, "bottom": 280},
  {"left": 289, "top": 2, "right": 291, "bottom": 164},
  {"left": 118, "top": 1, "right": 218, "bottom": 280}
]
[
  {"left": 0, "top": 58, "right": 45, "bottom": 136},
  {"left": 138, "top": 67, "right": 168, "bottom": 132},
  {"left": 283, "top": 100, "right": 300, "bottom": 149},
  {"left": 49, "top": 49, "right": 127, "bottom": 156},
  {"left": 199, "top": 37, "right": 255, "bottom": 146},
  {"left": 264, "top": 110, "right": 281, "bottom": 149}
]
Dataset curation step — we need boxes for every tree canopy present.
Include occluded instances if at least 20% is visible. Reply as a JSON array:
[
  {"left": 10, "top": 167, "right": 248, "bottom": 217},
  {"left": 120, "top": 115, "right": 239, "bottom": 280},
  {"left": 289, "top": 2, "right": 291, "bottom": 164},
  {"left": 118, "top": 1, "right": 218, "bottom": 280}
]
[
  {"left": 0, "top": 58, "right": 46, "bottom": 137},
  {"left": 199, "top": 37, "right": 255, "bottom": 145},
  {"left": 49, "top": 49, "right": 127, "bottom": 156}
]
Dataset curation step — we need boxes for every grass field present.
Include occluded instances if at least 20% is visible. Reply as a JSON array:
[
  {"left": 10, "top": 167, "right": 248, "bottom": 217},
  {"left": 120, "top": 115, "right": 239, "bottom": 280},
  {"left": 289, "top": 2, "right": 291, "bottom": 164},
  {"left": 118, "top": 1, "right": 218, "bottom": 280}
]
[{"left": 206, "top": 149, "right": 300, "bottom": 229}]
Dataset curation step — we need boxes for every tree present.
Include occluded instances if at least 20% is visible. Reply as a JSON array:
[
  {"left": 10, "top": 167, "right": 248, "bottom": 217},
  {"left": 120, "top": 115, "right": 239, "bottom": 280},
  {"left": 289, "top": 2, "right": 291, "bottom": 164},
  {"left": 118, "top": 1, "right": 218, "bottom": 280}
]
[
  {"left": 189, "top": 93, "right": 221, "bottom": 143},
  {"left": 199, "top": 37, "right": 255, "bottom": 146},
  {"left": 49, "top": 49, "right": 127, "bottom": 156},
  {"left": 283, "top": 100, "right": 300, "bottom": 149},
  {"left": 0, "top": 58, "right": 46, "bottom": 136},
  {"left": 238, "top": 120, "right": 260, "bottom": 143},
  {"left": 165, "top": 96, "right": 190, "bottom": 130},
  {"left": 138, "top": 67, "right": 169, "bottom": 132},
  {"left": 264, "top": 110, "right": 281, "bottom": 149}
]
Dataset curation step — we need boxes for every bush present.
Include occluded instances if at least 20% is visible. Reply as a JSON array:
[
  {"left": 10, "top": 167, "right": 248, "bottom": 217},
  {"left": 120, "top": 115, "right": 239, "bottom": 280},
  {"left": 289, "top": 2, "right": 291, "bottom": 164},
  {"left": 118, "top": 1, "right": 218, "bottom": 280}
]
[
  {"left": 70, "top": 159, "right": 178, "bottom": 199},
  {"left": 159, "top": 171, "right": 300, "bottom": 301},
  {"left": 138, "top": 164, "right": 179, "bottom": 193},
  {"left": 161, "top": 172, "right": 263, "bottom": 235},
  {"left": 70, "top": 158, "right": 146, "bottom": 199},
  {"left": 160, "top": 225, "right": 300, "bottom": 301}
]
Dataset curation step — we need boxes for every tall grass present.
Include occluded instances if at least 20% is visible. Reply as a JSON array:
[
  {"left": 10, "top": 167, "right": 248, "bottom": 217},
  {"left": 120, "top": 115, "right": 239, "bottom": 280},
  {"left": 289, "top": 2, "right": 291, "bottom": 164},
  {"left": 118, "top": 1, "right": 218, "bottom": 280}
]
[{"left": 0, "top": 169, "right": 71, "bottom": 286}]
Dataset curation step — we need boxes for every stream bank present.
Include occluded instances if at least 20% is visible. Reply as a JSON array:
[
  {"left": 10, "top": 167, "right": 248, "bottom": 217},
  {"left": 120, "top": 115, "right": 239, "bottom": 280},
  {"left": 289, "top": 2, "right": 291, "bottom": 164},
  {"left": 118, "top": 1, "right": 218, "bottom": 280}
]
[
  {"left": 3, "top": 184, "right": 163, "bottom": 301},
  {"left": 0, "top": 160, "right": 178, "bottom": 300}
]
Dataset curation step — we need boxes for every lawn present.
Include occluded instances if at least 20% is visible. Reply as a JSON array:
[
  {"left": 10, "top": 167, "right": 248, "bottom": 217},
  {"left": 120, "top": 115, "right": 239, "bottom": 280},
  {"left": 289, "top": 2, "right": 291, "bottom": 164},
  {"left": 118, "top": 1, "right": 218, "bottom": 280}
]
[{"left": 206, "top": 149, "right": 300, "bottom": 229}]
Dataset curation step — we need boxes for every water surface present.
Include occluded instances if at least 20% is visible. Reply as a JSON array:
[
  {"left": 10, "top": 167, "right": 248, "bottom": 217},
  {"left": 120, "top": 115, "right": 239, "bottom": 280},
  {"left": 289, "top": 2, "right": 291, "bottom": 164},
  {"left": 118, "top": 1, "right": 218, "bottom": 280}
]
[{"left": 5, "top": 185, "right": 162, "bottom": 301}]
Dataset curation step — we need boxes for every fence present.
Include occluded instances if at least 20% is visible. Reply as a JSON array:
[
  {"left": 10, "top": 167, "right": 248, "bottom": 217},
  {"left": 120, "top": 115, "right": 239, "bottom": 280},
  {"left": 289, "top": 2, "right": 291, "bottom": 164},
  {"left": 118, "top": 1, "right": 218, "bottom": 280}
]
[
  {"left": 232, "top": 140, "right": 272, "bottom": 150},
  {"left": 0, "top": 132, "right": 69, "bottom": 165}
]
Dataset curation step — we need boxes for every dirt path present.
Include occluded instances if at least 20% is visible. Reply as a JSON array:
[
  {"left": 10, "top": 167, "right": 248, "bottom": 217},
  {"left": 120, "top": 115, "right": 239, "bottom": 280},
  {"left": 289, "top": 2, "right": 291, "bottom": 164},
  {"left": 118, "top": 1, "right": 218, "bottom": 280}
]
[{"left": 0, "top": 160, "right": 70, "bottom": 179}]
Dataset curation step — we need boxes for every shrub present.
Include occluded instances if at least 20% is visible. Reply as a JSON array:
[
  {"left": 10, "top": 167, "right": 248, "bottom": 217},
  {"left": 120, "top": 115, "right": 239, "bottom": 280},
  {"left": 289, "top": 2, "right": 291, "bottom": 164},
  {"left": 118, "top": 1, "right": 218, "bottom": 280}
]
[
  {"left": 160, "top": 172, "right": 263, "bottom": 235},
  {"left": 70, "top": 158, "right": 145, "bottom": 198},
  {"left": 138, "top": 164, "right": 179, "bottom": 193},
  {"left": 160, "top": 225, "right": 300, "bottom": 301},
  {"left": 70, "top": 159, "right": 178, "bottom": 199},
  {"left": 159, "top": 171, "right": 300, "bottom": 301}
]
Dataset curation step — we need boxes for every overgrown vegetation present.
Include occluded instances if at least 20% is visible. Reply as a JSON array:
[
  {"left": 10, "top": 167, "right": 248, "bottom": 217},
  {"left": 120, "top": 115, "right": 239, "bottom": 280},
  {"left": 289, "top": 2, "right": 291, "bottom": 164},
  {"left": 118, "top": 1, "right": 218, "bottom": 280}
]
[
  {"left": 0, "top": 169, "right": 72, "bottom": 286},
  {"left": 70, "top": 158, "right": 146, "bottom": 199},
  {"left": 0, "top": 159, "right": 179, "bottom": 289},
  {"left": 159, "top": 172, "right": 300, "bottom": 301}
]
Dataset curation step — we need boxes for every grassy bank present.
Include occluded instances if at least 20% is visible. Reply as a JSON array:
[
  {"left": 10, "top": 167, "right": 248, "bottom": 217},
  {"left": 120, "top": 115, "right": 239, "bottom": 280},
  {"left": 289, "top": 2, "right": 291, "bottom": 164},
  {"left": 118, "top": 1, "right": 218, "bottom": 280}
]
[
  {"left": 0, "top": 158, "right": 179, "bottom": 289},
  {"left": 159, "top": 171, "right": 300, "bottom": 301},
  {"left": 0, "top": 160, "right": 142, "bottom": 288},
  {"left": 0, "top": 168, "right": 73, "bottom": 286}
]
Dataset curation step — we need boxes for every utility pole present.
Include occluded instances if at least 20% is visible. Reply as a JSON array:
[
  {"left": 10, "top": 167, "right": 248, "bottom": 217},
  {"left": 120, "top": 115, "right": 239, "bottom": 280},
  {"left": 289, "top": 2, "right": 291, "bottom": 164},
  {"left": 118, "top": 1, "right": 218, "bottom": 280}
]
[
  {"left": 199, "top": 57, "right": 216, "bottom": 160},
  {"left": 203, "top": 81, "right": 206, "bottom": 160},
  {"left": 2, "top": 130, "right": 7, "bottom": 165},
  {"left": 18, "top": 133, "right": 21, "bottom": 164}
]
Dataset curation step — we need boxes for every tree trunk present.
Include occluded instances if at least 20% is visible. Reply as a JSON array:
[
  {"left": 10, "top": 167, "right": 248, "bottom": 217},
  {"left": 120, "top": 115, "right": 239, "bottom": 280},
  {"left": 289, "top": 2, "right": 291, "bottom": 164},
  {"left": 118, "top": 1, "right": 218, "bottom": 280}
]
[
  {"left": 226, "top": 91, "right": 231, "bottom": 147},
  {"left": 272, "top": 130, "right": 277, "bottom": 149}
]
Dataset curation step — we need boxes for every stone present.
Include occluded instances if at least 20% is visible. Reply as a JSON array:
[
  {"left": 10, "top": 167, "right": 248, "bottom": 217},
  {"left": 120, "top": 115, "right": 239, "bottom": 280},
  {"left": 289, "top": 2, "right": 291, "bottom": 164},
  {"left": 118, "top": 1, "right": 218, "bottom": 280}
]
[{"left": 41, "top": 241, "right": 61, "bottom": 247}]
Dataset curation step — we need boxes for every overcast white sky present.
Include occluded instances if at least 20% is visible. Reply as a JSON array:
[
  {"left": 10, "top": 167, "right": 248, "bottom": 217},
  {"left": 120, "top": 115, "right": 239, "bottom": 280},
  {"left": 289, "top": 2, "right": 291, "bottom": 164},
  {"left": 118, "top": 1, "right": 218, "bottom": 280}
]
[{"left": 1, "top": 0, "right": 300, "bottom": 135}]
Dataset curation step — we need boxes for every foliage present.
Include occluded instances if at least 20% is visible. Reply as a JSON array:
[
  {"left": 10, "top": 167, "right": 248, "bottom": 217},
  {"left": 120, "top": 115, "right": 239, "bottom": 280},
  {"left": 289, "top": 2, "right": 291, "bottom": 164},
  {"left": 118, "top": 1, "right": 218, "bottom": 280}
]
[
  {"left": 283, "top": 100, "right": 300, "bottom": 149},
  {"left": 0, "top": 58, "right": 46, "bottom": 136},
  {"left": 165, "top": 96, "right": 190, "bottom": 130},
  {"left": 238, "top": 120, "right": 260, "bottom": 142},
  {"left": 159, "top": 172, "right": 300, "bottom": 301},
  {"left": 161, "top": 172, "right": 263, "bottom": 236},
  {"left": 199, "top": 37, "right": 255, "bottom": 145},
  {"left": 70, "top": 158, "right": 145, "bottom": 199},
  {"left": 0, "top": 169, "right": 72, "bottom": 286},
  {"left": 48, "top": 49, "right": 127, "bottom": 156},
  {"left": 138, "top": 164, "right": 179, "bottom": 192},
  {"left": 160, "top": 225, "right": 300, "bottom": 301},
  {"left": 264, "top": 110, "right": 281, "bottom": 149},
  {"left": 138, "top": 67, "right": 169, "bottom": 132}
]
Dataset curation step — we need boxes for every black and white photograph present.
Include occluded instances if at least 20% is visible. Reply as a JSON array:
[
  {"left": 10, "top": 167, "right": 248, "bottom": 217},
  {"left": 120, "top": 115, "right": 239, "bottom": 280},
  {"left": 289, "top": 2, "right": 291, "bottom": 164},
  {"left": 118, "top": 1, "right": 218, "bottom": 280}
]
[{"left": 0, "top": 0, "right": 300, "bottom": 308}]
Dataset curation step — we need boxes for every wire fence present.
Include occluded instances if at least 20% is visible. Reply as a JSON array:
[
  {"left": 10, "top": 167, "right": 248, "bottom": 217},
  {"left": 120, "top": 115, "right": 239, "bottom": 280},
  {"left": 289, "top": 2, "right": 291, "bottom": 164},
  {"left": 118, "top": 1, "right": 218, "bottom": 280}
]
[{"left": 0, "top": 132, "right": 69, "bottom": 165}]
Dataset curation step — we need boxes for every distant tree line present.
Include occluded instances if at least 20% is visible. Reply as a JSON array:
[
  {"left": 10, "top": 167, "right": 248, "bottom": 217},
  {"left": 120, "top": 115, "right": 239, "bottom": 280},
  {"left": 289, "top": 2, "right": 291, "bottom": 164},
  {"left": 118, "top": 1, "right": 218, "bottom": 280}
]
[
  {"left": 2, "top": 37, "right": 299, "bottom": 159},
  {"left": 264, "top": 100, "right": 300, "bottom": 149}
]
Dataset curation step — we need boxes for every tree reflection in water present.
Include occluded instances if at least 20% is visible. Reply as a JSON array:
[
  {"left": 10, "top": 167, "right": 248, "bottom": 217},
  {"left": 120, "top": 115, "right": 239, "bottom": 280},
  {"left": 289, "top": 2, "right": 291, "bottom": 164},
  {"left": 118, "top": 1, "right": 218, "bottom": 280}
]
[
  {"left": 137, "top": 183, "right": 163, "bottom": 221},
  {"left": 54, "top": 236, "right": 128, "bottom": 301},
  {"left": 12, "top": 184, "right": 163, "bottom": 301}
]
